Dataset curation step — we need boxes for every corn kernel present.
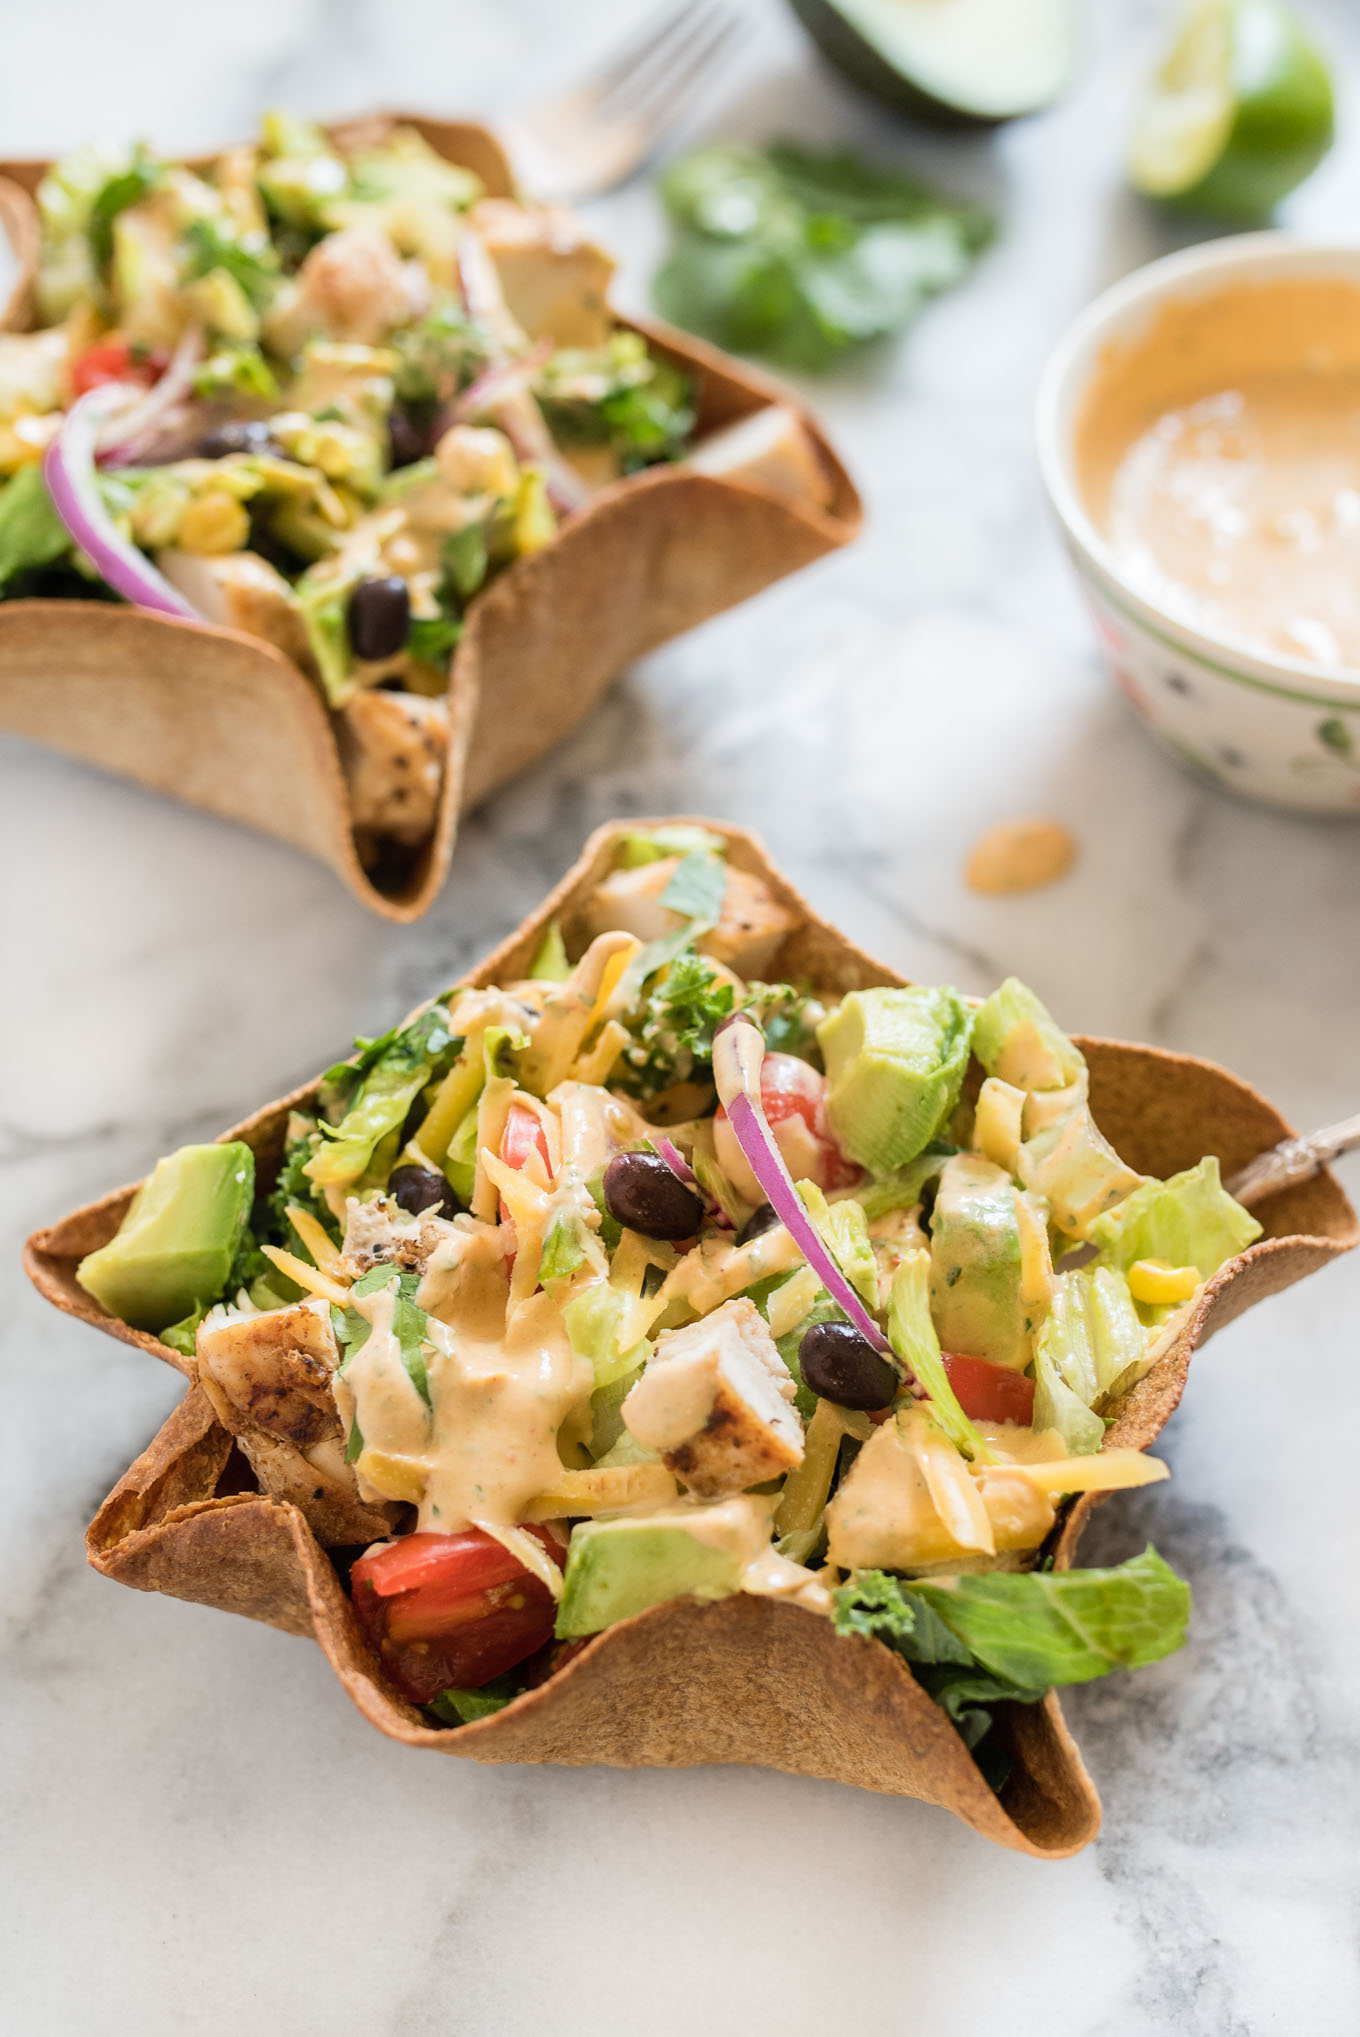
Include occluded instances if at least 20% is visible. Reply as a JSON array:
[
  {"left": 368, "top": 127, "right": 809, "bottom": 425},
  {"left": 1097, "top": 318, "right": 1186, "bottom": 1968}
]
[
  {"left": 1128, "top": 1258, "right": 1200, "bottom": 1305},
  {"left": 176, "top": 490, "right": 251, "bottom": 555}
]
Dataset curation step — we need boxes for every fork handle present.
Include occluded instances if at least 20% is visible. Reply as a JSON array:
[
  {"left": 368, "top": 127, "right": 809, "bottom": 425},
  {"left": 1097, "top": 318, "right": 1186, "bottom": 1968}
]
[{"left": 1226, "top": 1111, "right": 1360, "bottom": 1207}]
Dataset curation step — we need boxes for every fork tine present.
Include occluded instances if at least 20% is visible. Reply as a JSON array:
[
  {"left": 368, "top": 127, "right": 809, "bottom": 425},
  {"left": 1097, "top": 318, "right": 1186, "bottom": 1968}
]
[
  {"left": 605, "top": 9, "right": 742, "bottom": 137},
  {"left": 574, "top": 0, "right": 721, "bottom": 112},
  {"left": 595, "top": 2, "right": 737, "bottom": 122}
]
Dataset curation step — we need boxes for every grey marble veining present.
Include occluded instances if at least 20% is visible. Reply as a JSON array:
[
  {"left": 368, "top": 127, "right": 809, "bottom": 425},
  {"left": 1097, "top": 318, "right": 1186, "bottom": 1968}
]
[{"left": 3, "top": 3, "right": 1360, "bottom": 2031}]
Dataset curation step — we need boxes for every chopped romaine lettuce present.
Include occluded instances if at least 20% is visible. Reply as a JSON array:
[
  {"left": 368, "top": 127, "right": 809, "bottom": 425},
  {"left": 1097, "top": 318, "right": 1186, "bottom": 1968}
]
[
  {"left": 833, "top": 1547, "right": 1189, "bottom": 1777},
  {"left": 306, "top": 1006, "right": 460, "bottom": 1192},
  {"left": 885, "top": 1250, "right": 990, "bottom": 1463},
  {"left": 539, "top": 1209, "right": 591, "bottom": 1286},
  {"left": 1089, "top": 1158, "right": 1261, "bottom": 1287},
  {"left": 1031, "top": 1263, "right": 1150, "bottom": 1453},
  {"left": 427, "top": 1681, "right": 518, "bottom": 1726},
  {"left": 907, "top": 1547, "right": 1191, "bottom": 1691},
  {"left": 528, "top": 921, "right": 571, "bottom": 984},
  {"left": 0, "top": 464, "right": 76, "bottom": 589},
  {"left": 615, "top": 824, "right": 726, "bottom": 868},
  {"left": 798, "top": 1182, "right": 878, "bottom": 1309}
]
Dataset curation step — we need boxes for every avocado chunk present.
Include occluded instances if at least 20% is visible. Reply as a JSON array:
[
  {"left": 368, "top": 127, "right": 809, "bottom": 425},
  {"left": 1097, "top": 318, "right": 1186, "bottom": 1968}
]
[
  {"left": 556, "top": 1512, "right": 746, "bottom": 1637},
  {"left": 928, "top": 1153, "right": 1038, "bottom": 1370},
  {"left": 817, "top": 985, "right": 972, "bottom": 1174},
  {"left": 972, "top": 976, "right": 1084, "bottom": 1092},
  {"left": 787, "top": 0, "right": 1077, "bottom": 126},
  {"left": 76, "top": 1142, "right": 254, "bottom": 1332}
]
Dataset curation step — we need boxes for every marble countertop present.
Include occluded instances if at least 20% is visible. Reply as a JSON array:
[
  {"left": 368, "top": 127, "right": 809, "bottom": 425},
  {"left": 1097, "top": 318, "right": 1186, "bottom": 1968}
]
[{"left": 4, "top": 2, "right": 1360, "bottom": 2030}]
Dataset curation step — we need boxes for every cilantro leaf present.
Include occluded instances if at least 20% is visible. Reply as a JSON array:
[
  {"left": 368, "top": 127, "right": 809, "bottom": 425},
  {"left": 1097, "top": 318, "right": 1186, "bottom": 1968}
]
[
  {"left": 181, "top": 215, "right": 280, "bottom": 311},
  {"left": 89, "top": 147, "right": 162, "bottom": 269},
  {"left": 332, "top": 1266, "right": 431, "bottom": 1405},
  {"left": 612, "top": 947, "right": 735, "bottom": 1101},
  {"left": 659, "top": 848, "right": 726, "bottom": 926},
  {"left": 654, "top": 142, "right": 990, "bottom": 372}
]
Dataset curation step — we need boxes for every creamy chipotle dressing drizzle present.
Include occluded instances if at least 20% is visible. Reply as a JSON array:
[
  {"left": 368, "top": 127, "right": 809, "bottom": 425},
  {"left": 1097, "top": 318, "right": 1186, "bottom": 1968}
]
[
  {"left": 1075, "top": 279, "right": 1360, "bottom": 670},
  {"left": 341, "top": 1222, "right": 589, "bottom": 1531}
]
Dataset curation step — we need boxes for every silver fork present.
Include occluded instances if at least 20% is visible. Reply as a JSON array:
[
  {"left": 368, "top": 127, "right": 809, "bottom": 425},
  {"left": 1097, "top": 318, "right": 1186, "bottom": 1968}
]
[{"left": 497, "top": 0, "right": 744, "bottom": 202}]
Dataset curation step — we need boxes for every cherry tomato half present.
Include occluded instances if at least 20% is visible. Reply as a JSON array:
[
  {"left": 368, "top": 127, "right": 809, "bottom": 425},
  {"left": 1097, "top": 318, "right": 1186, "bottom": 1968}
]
[
  {"left": 714, "top": 1052, "right": 860, "bottom": 1197},
  {"left": 71, "top": 338, "right": 166, "bottom": 398},
  {"left": 351, "top": 1526, "right": 564, "bottom": 1704},
  {"left": 942, "top": 1351, "right": 1036, "bottom": 1426}
]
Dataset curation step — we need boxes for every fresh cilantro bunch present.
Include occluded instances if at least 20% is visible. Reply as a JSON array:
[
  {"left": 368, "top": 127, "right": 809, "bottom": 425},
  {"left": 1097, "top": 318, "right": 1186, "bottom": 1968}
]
[
  {"left": 613, "top": 948, "right": 735, "bottom": 1101},
  {"left": 654, "top": 142, "right": 991, "bottom": 371}
]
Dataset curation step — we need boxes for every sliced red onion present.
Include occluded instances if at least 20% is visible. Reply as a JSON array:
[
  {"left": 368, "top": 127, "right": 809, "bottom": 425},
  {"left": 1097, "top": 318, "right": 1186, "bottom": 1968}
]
[
  {"left": 456, "top": 229, "right": 519, "bottom": 344},
  {"left": 713, "top": 1015, "right": 925, "bottom": 1397},
  {"left": 490, "top": 386, "right": 590, "bottom": 515},
  {"left": 97, "top": 324, "right": 205, "bottom": 469},
  {"left": 653, "top": 1135, "right": 698, "bottom": 1188},
  {"left": 440, "top": 337, "right": 553, "bottom": 435},
  {"left": 44, "top": 391, "right": 200, "bottom": 619}
]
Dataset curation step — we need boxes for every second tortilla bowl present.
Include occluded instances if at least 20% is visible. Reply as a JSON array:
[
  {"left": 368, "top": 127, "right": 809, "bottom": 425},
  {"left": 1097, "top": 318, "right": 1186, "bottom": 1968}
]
[
  {"left": 0, "top": 116, "right": 860, "bottom": 920},
  {"left": 24, "top": 819, "right": 1357, "bottom": 1856}
]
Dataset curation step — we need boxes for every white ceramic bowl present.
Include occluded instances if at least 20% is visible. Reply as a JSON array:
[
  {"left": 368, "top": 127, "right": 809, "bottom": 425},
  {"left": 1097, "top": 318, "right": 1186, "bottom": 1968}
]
[{"left": 1037, "top": 236, "right": 1360, "bottom": 815}]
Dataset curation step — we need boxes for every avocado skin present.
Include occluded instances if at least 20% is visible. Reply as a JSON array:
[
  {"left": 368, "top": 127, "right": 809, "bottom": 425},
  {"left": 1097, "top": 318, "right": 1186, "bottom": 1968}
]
[
  {"left": 556, "top": 1521, "right": 742, "bottom": 1638},
  {"left": 76, "top": 1141, "right": 254, "bottom": 1333},
  {"left": 786, "top": 0, "right": 1071, "bottom": 126}
]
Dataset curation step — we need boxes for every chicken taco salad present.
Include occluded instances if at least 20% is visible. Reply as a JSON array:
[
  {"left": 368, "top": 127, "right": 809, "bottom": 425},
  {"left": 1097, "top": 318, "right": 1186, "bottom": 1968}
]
[
  {"left": 75, "top": 825, "right": 1263, "bottom": 1781},
  {"left": 0, "top": 117, "right": 836, "bottom": 879}
]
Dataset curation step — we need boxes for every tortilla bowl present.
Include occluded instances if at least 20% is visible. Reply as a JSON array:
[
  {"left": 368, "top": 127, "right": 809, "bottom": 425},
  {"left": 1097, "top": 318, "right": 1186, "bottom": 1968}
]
[
  {"left": 27, "top": 821, "right": 1358, "bottom": 1853},
  {"left": 0, "top": 120, "right": 861, "bottom": 921}
]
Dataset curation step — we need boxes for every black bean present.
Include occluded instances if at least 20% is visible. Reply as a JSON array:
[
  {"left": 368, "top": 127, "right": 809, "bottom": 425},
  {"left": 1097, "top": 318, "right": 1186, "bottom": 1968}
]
[
  {"left": 798, "top": 1321, "right": 898, "bottom": 1412},
  {"left": 349, "top": 575, "right": 411, "bottom": 660},
  {"left": 736, "top": 1201, "right": 779, "bottom": 1246},
  {"left": 197, "top": 418, "right": 281, "bottom": 459},
  {"left": 388, "top": 1164, "right": 460, "bottom": 1220},
  {"left": 603, "top": 1151, "right": 704, "bottom": 1240},
  {"left": 388, "top": 406, "right": 429, "bottom": 469}
]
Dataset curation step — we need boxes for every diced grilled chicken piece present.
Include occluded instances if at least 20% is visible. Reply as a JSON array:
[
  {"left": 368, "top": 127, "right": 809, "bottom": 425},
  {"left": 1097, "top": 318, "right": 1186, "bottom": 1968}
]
[
  {"left": 0, "top": 326, "right": 71, "bottom": 416},
  {"left": 196, "top": 1299, "right": 341, "bottom": 1451},
  {"left": 688, "top": 405, "right": 833, "bottom": 513},
  {"left": 623, "top": 1297, "right": 804, "bottom": 1499},
  {"left": 432, "top": 423, "right": 519, "bottom": 500},
  {"left": 582, "top": 858, "right": 798, "bottom": 978},
  {"left": 264, "top": 227, "right": 427, "bottom": 354},
  {"left": 337, "top": 688, "right": 448, "bottom": 846},
  {"left": 156, "top": 549, "right": 313, "bottom": 668},
  {"left": 470, "top": 198, "right": 615, "bottom": 348},
  {"left": 339, "top": 1193, "right": 460, "bottom": 1279},
  {"left": 194, "top": 1298, "right": 394, "bottom": 1545}
]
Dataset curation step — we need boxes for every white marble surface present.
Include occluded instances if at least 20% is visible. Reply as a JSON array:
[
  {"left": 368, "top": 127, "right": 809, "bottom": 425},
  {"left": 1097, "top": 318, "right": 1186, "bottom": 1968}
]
[{"left": 3, "top": 2, "right": 1360, "bottom": 2030}]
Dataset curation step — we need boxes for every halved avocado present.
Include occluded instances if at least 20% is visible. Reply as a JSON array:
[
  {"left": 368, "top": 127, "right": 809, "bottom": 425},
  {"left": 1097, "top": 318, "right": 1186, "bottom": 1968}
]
[{"left": 787, "top": 0, "right": 1078, "bottom": 125}]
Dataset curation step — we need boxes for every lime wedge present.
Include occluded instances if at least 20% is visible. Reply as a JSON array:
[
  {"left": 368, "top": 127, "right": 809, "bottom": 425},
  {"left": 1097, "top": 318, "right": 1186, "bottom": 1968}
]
[{"left": 1130, "top": 0, "right": 1334, "bottom": 221}]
